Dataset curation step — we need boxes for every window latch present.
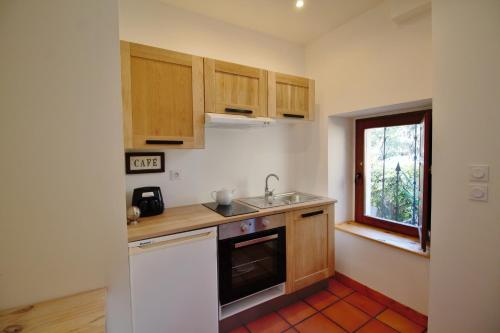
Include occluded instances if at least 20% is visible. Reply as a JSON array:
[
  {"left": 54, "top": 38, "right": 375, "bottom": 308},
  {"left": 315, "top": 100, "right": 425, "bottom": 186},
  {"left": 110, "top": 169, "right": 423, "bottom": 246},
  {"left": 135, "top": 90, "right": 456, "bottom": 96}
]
[{"left": 355, "top": 172, "right": 363, "bottom": 184}]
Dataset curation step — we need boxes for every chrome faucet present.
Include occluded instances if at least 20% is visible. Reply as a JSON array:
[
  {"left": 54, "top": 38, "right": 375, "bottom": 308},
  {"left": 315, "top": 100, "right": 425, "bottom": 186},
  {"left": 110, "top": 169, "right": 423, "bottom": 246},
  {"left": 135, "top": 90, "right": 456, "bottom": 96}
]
[{"left": 264, "top": 173, "right": 279, "bottom": 201}]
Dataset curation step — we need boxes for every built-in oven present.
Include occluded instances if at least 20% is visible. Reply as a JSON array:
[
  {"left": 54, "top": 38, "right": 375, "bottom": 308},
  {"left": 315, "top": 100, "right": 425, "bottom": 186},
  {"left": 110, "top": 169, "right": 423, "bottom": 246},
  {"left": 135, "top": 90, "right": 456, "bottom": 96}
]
[{"left": 218, "top": 213, "right": 286, "bottom": 305}]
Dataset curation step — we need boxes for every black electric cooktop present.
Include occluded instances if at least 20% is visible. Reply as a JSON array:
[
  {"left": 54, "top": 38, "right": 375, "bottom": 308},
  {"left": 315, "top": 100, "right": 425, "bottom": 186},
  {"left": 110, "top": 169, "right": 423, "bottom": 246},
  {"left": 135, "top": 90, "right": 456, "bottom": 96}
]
[{"left": 202, "top": 201, "right": 258, "bottom": 217}]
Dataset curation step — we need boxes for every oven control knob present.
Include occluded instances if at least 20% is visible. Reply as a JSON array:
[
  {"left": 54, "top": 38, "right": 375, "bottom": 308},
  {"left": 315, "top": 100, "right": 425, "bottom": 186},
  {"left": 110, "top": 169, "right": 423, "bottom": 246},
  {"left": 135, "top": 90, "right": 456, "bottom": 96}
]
[
  {"left": 240, "top": 223, "right": 249, "bottom": 232},
  {"left": 261, "top": 219, "right": 270, "bottom": 227}
]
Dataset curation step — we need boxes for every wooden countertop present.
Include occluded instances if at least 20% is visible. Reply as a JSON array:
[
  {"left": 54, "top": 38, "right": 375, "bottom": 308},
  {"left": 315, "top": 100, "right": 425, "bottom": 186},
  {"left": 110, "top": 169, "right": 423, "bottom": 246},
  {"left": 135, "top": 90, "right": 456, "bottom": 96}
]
[
  {"left": 128, "top": 197, "right": 336, "bottom": 242},
  {"left": 0, "top": 288, "right": 106, "bottom": 333}
]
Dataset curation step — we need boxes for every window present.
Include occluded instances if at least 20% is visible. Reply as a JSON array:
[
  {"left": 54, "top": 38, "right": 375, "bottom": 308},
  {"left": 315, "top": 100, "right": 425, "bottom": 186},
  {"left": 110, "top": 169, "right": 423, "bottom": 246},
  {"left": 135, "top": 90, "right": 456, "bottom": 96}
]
[{"left": 355, "top": 110, "right": 431, "bottom": 249}]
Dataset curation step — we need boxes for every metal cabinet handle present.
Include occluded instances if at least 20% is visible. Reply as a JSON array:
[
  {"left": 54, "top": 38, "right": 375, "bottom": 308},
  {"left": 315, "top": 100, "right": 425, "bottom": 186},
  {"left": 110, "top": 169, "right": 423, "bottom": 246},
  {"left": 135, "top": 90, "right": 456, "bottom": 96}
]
[
  {"left": 283, "top": 113, "right": 305, "bottom": 119},
  {"left": 225, "top": 108, "right": 253, "bottom": 114},
  {"left": 234, "top": 234, "right": 278, "bottom": 248},
  {"left": 146, "top": 140, "right": 184, "bottom": 145},
  {"left": 301, "top": 210, "right": 324, "bottom": 218}
]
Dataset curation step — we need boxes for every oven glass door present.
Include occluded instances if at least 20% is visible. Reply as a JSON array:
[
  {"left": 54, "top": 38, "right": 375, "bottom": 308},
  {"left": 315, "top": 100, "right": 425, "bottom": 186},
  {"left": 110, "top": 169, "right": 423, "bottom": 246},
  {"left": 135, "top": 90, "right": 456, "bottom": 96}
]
[{"left": 219, "top": 227, "right": 286, "bottom": 305}]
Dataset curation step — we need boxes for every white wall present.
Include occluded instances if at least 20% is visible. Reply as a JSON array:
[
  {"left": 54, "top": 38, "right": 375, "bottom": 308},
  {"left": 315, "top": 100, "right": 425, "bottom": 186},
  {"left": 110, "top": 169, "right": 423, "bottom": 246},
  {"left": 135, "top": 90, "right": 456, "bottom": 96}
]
[
  {"left": 429, "top": 1, "right": 500, "bottom": 332},
  {"left": 328, "top": 117, "right": 355, "bottom": 224},
  {"left": 119, "top": 0, "right": 304, "bottom": 75},
  {"left": 0, "top": 1, "right": 132, "bottom": 332},
  {"left": 126, "top": 126, "right": 304, "bottom": 207},
  {"left": 306, "top": 0, "right": 432, "bottom": 117},
  {"left": 305, "top": 0, "right": 432, "bottom": 313},
  {"left": 336, "top": 232, "right": 429, "bottom": 314},
  {"left": 119, "top": 0, "right": 308, "bottom": 207}
]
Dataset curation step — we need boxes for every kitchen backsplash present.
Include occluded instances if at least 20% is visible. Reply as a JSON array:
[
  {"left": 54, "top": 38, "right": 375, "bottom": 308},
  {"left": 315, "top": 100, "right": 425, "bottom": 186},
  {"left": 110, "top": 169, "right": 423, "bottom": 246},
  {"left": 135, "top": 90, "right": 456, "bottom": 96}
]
[{"left": 125, "top": 124, "right": 310, "bottom": 208}]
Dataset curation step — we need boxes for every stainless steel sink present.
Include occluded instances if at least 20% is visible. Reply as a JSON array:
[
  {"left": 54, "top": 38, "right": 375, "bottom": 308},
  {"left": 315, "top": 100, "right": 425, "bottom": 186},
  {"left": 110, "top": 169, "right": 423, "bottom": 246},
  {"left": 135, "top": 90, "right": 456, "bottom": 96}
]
[
  {"left": 274, "top": 192, "right": 320, "bottom": 204},
  {"left": 238, "top": 192, "right": 321, "bottom": 209},
  {"left": 237, "top": 196, "right": 287, "bottom": 209}
]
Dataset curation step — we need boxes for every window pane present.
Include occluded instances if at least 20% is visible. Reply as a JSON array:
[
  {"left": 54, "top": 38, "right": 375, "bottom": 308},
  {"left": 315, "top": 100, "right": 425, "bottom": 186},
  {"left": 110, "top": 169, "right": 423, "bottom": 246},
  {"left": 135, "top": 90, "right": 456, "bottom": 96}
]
[{"left": 364, "top": 124, "right": 422, "bottom": 226}]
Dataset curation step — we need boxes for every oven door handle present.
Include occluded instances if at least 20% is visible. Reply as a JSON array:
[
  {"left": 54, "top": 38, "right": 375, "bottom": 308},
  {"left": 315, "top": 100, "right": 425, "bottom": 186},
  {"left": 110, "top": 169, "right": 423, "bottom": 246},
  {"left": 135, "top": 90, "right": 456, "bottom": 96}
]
[{"left": 234, "top": 234, "right": 278, "bottom": 248}]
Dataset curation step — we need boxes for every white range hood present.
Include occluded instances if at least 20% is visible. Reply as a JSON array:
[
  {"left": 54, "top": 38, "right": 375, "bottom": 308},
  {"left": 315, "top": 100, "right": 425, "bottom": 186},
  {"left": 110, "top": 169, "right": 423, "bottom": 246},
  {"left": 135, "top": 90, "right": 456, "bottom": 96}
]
[{"left": 205, "top": 113, "right": 275, "bottom": 128}]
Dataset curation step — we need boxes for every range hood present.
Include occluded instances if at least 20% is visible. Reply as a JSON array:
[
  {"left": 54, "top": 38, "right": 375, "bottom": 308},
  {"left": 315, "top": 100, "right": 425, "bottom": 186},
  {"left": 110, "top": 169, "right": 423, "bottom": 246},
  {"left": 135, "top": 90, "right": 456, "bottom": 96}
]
[{"left": 205, "top": 113, "right": 275, "bottom": 128}]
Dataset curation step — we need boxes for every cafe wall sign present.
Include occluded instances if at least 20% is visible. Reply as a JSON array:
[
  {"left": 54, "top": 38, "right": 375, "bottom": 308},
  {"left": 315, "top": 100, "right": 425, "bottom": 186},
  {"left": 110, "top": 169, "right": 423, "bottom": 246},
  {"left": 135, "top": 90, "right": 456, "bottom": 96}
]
[{"left": 125, "top": 152, "right": 165, "bottom": 174}]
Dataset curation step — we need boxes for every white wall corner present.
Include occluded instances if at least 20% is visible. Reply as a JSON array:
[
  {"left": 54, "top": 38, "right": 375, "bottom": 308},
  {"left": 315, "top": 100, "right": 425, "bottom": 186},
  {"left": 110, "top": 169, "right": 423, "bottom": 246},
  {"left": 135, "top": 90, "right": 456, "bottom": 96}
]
[
  {"left": 389, "top": 0, "right": 431, "bottom": 24},
  {"left": 336, "top": 98, "right": 433, "bottom": 119}
]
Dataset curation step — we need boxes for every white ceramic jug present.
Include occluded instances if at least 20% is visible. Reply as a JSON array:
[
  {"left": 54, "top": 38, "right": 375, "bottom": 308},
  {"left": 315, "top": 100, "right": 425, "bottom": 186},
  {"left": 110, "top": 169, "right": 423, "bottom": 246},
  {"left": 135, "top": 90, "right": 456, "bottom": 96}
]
[{"left": 211, "top": 188, "right": 236, "bottom": 205}]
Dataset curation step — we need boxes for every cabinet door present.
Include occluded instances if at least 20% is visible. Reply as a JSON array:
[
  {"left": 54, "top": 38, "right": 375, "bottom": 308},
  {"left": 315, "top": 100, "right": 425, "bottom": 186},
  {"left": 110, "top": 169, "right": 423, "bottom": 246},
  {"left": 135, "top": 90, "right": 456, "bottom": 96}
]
[
  {"left": 287, "top": 205, "right": 334, "bottom": 293},
  {"left": 204, "top": 59, "right": 268, "bottom": 117},
  {"left": 268, "top": 72, "right": 315, "bottom": 121},
  {"left": 121, "top": 42, "right": 204, "bottom": 149}
]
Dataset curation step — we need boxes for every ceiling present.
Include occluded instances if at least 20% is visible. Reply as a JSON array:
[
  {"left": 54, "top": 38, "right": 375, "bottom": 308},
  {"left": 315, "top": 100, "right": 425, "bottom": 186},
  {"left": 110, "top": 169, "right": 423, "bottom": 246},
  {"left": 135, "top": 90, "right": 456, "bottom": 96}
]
[{"left": 159, "top": 0, "right": 383, "bottom": 44}]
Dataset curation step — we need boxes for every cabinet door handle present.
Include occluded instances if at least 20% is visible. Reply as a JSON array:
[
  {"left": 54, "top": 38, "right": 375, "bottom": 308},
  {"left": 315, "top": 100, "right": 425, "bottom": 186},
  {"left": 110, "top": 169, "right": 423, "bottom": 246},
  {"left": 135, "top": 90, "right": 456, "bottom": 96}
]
[
  {"left": 145, "top": 140, "right": 184, "bottom": 145},
  {"left": 283, "top": 114, "right": 305, "bottom": 119},
  {"left": 225, "top": 108, "right": 253, "bottom": 114},
  {"left": 301, "top": 210, "right": 324, "bottom": 218}
]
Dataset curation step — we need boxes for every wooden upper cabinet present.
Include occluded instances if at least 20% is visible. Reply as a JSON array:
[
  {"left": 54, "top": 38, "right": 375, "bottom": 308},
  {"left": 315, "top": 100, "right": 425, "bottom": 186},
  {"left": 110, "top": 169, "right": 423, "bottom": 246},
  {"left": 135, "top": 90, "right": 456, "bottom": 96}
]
[
  {"left": 286, "top": 205, "right": 334, "bottom": 293},
  {"left": 268, "top": 72, "right": 315, "bottom": 121},
  {"left": 120, "top": 41, "right": 204, "bottom": 149},
  {"left": 204, "top": 59, "right": 268, "bottom": 117}
]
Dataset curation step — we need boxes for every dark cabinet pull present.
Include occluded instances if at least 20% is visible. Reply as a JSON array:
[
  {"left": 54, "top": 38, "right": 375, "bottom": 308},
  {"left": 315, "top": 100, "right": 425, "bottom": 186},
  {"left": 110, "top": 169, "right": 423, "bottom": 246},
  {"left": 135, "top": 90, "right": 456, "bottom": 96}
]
[
  {"left": 146, "top": 140, "right": 183, "bottom": 145},
  {"left": 301, "top": 210, "right": 324, "bottom": 218},
  {"left": 225, "top": 108, "right": 253, "bottom": 114},
  {"left": 283, "top": 113, "right": 305, "bottom": 119}
]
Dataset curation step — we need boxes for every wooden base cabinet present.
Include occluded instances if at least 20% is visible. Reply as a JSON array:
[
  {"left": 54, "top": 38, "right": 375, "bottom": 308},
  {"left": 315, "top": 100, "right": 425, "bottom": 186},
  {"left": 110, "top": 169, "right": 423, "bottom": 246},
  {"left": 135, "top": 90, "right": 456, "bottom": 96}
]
[
  {"left": 120, "top": 42, "right": 205, "bottom": 149},
  {"left": 268, "top": 72, "right": 315, "bottom": 121},
  {"left": 286, "top": 205, "right": 335, "bottom": 293}
]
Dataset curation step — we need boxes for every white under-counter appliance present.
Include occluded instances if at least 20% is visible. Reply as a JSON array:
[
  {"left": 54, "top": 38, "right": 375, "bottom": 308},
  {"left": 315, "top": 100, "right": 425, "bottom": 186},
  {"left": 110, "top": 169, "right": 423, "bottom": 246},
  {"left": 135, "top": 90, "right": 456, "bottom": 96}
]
[{"left": 128, "top": 227, "right": 218, "bottom": 333}]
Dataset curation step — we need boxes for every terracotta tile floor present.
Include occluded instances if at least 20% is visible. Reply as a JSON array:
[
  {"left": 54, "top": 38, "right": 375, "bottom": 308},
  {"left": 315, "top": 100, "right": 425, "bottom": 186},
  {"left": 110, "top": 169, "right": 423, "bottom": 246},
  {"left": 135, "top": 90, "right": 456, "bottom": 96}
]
[{"left": 229, "top": 278, "right": 426, "bottom": 333}]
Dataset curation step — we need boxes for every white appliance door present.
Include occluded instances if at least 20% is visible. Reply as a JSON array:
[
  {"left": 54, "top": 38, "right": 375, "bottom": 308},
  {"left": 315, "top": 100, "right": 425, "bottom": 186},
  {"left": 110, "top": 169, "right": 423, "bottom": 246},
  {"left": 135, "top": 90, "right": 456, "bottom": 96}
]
[{"left": 129, "top": 227, "right": 218, "bottom": 333}]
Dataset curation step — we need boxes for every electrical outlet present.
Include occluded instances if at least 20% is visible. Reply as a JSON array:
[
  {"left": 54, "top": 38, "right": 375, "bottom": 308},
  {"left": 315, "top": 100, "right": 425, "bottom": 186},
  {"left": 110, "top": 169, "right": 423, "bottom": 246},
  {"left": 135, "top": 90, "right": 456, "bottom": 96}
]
[{"left": 169, "top": 169, "right": 181, "bottom": 181}]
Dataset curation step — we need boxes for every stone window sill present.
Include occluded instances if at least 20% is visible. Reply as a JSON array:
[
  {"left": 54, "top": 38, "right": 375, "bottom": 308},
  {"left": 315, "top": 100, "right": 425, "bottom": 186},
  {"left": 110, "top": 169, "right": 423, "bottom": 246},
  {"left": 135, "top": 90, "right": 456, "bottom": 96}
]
[{"left": 335, "top": 221, "right": 430, "bottom": 258}]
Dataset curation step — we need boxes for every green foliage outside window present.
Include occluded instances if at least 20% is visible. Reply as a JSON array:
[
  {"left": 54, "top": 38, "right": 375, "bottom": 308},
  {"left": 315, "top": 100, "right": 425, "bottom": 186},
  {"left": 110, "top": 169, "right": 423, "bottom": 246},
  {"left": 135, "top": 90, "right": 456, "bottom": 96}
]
[{"left": 366, "top": 124, "right": 422, "bottom": 226}]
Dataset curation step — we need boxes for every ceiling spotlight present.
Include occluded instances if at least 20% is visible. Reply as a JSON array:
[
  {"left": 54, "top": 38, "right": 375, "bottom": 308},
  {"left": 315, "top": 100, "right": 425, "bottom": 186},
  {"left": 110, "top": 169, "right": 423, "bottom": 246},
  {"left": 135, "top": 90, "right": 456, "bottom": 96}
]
[{"left": 296, "top": 0, "right": 304, "bottom": 9}]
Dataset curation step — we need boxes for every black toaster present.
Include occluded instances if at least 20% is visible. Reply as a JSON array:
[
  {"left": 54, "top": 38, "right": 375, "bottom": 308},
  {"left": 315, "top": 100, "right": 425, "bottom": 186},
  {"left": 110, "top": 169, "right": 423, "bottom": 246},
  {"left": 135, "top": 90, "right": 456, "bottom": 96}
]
[{"left": 132, "top": 186, "right": 165, "bottom": 217}]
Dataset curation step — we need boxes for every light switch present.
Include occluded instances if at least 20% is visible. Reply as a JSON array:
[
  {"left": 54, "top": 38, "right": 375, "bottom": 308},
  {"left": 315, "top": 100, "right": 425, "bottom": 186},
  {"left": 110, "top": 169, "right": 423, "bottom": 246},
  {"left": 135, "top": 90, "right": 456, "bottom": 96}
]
[
  {"left": 469, "top": 165, "right": 489, "bottom": 182},
  {"left": 469, "top": 184, "right": 488, "bottom": 201}
]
